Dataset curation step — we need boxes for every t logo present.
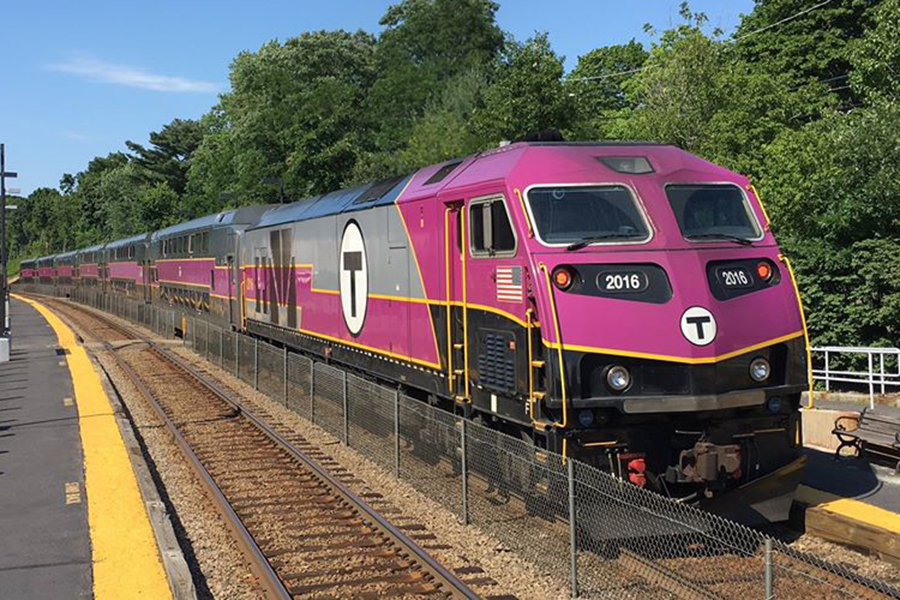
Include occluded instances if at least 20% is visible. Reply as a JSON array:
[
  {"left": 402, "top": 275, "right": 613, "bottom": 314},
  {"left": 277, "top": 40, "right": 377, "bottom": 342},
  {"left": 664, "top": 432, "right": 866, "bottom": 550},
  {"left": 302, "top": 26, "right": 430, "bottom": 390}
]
[
  {"left": 339, "top": 221, "right": 368, "bottom": 335},
  {"left": 680, "top": 306, "right": 717, "bottom": 346},
  {"left": 343, "top": 251, "right": 363, "bottom": 317}
]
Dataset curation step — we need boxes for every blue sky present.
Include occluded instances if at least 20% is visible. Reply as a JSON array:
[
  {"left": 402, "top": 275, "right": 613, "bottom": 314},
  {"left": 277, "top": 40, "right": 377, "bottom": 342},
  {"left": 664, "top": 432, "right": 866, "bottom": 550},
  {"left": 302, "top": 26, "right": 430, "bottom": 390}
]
[{"left": 1, "top": 0, "right": 753, "bottom": 195}]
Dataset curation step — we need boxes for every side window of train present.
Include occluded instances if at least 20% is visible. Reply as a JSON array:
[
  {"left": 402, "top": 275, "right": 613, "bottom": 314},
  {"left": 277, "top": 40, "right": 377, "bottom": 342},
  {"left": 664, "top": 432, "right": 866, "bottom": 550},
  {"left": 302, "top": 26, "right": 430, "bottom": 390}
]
[{"left": 469, "top": 196, "right": 516, "bottom": 258}]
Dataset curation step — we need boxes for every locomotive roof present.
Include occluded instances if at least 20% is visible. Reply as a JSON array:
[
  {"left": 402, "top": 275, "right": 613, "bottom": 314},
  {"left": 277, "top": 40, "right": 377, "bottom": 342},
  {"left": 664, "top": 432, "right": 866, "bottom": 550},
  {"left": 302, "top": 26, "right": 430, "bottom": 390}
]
[
  {"left": 78, "top": 243, "right": 106, "bottom": 254},
  {"left": 106, "top": 232, "right": 150, "bottom": 249},
  {"left": 56, "top": 250, "right": 77, "bottom": 259},
  {"left": 151, "top": 205, "right": 270, "bottom": 240},
  {"left": 246, "top": 142, "right": 734, "bottom": 231},
  {"left": 250, "top": 174, "right": 413, "bottom": 230}
]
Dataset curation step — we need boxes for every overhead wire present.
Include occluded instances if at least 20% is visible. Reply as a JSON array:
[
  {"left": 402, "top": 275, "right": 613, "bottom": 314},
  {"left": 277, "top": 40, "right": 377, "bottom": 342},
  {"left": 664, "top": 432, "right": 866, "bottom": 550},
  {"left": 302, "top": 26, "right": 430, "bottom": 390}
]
[{"left": 565, "top": 0, "right": 838, "bottom": 84}]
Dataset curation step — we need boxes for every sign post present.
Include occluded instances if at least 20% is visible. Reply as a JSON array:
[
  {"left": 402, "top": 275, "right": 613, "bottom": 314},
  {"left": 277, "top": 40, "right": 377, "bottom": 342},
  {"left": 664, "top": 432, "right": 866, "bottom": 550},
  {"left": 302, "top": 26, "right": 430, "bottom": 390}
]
[{"left": 0, "top": 144, "right": 17, "bottom": 362}]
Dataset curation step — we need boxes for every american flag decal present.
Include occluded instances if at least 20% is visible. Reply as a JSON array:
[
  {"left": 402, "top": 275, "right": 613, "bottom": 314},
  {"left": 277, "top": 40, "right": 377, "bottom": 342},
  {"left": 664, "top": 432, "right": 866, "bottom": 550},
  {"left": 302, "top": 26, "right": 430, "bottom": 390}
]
[{"left": 496, "top": 266, "right": 523, "bottom": 303}]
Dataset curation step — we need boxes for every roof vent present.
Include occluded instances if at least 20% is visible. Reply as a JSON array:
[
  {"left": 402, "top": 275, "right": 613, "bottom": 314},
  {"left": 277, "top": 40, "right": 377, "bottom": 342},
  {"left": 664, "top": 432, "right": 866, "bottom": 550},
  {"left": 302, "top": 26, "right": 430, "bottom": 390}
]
[
  {"left": 596, "top": 156, "right": 654, "bottom": 174},
  {"left": 424, "top": 161, "right": 463, "bottom": 186}
]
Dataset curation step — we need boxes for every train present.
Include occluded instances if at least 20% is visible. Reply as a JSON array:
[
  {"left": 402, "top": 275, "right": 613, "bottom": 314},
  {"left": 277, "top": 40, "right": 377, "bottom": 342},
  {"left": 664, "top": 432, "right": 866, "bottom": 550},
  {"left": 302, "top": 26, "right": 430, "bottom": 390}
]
[{"left": 18, "top": 142, "right": 811, "bottom": 524}]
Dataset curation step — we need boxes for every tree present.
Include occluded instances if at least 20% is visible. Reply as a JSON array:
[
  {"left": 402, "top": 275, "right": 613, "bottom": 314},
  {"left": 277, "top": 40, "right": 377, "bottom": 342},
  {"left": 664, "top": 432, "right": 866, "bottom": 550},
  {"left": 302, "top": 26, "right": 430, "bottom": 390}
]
[
  {"left": 849, "top": 0, "right": 900, "bottom": 104},
  {"left": 566, "top": 41, "right": 648, "bottom": 139},
  {"left": 126, "top": 118, "right": 204, "bottom": 195},
  {"left": 733, "top": 0, "right": 878, "bottom": 103},
  {"left": 761, "top": 102, "right": 900, "bottom": 345},
  {"left": 366, "top": 0, "right": 504, "bottom": 151},
  {"left": 472, "top": 34, "right": 572, "bottom": 144},
  {"left": 186, "top": 29, "right": 377, "bottom": 209}
]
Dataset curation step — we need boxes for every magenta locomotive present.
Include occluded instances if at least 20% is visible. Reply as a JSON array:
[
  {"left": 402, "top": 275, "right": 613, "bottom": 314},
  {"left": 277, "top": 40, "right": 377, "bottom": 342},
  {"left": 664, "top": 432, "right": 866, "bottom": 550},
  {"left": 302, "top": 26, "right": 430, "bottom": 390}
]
[{"left": 20, "top": 142, "right": 811, "bottom": 523}]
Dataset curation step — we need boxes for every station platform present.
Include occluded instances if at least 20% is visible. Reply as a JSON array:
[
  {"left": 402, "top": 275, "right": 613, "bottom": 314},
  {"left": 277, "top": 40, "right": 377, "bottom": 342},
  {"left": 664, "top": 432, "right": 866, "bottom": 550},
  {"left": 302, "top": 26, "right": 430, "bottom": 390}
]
[
  {"left": 0, "top": 297, "right": 173, "bottom": 599},
  {"left": 798, "top": 402, "right": 900, "bottom": 566}
]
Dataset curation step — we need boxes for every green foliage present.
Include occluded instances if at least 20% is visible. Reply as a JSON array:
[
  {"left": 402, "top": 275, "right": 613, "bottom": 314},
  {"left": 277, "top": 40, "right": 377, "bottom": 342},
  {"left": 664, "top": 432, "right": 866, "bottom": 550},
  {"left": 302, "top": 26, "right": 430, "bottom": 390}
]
[
  {"left": 850, "top": 0, "right": 900, "bottom": 103},
  {"left": 472, "top": 33, "right": 572, "bottom": 144},
  {"left": 566, "top": 41, "right": 647, "bottom": 139},
  {"left": 126, "top": 118, "right": 204, "bottom": 195},
  {"left": 761, "top": 102, "right": 900, "bottom": 345},
  {"left": 733, "top": 0, "right": 876, "bottom": 96},
  {"left": 367, "top": 0, "right": 503, "bottom": 151}
]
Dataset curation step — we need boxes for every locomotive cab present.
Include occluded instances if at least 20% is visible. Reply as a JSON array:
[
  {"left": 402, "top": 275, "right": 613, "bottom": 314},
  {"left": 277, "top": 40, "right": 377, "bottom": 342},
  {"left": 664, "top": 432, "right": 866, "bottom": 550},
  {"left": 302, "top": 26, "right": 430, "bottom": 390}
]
[{"left": 473, "top": 144, "right": 809, "bottom": 523}]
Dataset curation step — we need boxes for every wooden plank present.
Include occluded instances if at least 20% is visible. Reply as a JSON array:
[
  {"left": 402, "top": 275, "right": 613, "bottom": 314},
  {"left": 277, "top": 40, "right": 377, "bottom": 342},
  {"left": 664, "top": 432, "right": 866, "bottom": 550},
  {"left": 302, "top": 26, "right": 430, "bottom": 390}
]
[{"left": 806, "top": 505, "right": 900, "bottom": 568}]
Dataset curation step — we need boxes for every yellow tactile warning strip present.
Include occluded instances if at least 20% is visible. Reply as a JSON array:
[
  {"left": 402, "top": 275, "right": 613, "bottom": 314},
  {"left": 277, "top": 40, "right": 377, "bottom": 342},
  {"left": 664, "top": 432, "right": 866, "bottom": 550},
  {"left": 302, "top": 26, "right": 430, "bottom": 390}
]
[
  {"left": 796, "top": 484, "right": 900, "bottom": 534},
  {"left": 15, "top": 295, "right": 173, "bottom": 600}
]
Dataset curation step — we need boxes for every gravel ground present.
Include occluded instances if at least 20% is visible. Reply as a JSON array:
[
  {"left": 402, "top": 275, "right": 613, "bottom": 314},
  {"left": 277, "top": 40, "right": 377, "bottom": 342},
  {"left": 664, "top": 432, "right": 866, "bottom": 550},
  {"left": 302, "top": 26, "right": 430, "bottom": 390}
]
[
  {"left": 788, "top": 532, "right": 900, "bottom": 587},
  {"left": 97, "top": 350, "right": 266, "bottom": 600},
  {"left": 46, "top": 303, "right": 267, "bottom": 600},
  {"left": 171, "top": 344, "right": 569, "bottom": 599}
]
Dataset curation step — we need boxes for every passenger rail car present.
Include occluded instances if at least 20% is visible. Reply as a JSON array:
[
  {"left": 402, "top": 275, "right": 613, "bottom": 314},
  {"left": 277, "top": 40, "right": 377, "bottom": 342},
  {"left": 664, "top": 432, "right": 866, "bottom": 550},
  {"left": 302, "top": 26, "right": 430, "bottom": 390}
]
[
  {"left": 36, "top": 255, "right": 56, "bottom": 286},
  {"left": 19, "top": 259, "right": 36, "bottom": 284},
  {"left": 106, "top": 233, "right": 150, "bottom": 300},
  {"left": 20, "top": 142, "right": 810, "bottom": 523},
  {"left": 77, "top": 243, "right": 107, "bottom": 293},
  {"left": 149, "top": 206, "right": 270, "bottom": 324}
]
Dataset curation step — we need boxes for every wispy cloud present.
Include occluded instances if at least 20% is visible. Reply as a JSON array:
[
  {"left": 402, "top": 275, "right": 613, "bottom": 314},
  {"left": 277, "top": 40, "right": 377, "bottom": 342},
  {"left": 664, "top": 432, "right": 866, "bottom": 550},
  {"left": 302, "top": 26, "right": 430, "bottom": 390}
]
[
  {"left": 48, "top": 56, "right": 219, "bottom": 94},
  {"left": 61, "top": 130, "right": 91, "bottom": 141}
]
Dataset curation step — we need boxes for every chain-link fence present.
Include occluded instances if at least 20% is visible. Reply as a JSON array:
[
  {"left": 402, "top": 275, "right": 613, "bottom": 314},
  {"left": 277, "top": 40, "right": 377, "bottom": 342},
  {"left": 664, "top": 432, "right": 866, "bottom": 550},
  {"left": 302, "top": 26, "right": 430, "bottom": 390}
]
[{"left": 63, "top": 294, "right": 900, "bottom": 599}]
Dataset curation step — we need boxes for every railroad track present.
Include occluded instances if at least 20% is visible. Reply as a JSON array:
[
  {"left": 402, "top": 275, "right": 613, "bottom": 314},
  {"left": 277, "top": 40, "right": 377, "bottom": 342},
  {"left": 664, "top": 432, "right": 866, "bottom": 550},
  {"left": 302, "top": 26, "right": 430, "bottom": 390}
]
[
  {"left": 37, "top": 297, "right": 479, "bottom": 600},
  {"left": 34, "top": 295, "right": 900, "bottom": 600}
]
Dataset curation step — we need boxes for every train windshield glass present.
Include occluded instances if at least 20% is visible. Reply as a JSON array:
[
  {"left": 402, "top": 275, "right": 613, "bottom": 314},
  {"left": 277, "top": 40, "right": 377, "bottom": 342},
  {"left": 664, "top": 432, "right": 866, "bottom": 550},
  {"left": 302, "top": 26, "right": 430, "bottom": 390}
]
[
  {"left": 527, "top": 185, "right": 650, "bottom": 245},
  {"left": 666, "top": 184, "right": 761, "bottom": 242}
]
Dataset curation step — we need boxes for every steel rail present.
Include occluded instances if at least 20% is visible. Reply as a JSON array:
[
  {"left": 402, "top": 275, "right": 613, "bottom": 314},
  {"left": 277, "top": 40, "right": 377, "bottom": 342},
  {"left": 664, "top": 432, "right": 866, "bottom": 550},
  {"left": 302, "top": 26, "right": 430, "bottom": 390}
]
[
  {"left": 149, "top": 341, "right": 480, "bottom": 600},
  {"left": 112, "top": 347, "right": 292, "bottom": 600},
  {"left": 44, "top": 297, "right": 479, "bottom": 600}
]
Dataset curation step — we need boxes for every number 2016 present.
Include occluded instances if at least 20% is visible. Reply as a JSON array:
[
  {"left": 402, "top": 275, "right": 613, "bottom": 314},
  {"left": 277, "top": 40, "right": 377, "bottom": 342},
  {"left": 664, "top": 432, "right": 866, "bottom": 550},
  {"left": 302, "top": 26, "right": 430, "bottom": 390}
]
[
  {"left": 605, "top": 273, "right": 642, "bottom": 290},
  {"left": 723, "top": 270, "right": 749, "bottom": 286}
]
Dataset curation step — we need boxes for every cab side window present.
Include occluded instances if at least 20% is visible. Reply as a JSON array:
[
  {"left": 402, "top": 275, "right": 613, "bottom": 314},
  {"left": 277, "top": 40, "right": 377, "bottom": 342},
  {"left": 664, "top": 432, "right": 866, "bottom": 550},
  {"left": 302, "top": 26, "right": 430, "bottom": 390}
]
[{"left": 469, "top": 196, "right": 516, "bottom": 257}]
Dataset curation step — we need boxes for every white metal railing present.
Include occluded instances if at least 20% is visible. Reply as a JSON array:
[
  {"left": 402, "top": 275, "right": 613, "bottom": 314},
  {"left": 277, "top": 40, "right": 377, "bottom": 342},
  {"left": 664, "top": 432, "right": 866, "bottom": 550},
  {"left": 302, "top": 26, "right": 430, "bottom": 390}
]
[{"left": 811, "top": 346, "right": 900, "bottom": 409}]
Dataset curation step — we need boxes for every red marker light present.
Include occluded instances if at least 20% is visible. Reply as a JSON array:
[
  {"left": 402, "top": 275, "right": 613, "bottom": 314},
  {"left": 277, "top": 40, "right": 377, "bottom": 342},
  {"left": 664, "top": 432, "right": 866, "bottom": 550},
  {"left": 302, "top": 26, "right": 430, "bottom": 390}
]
[
  {"left": 756, "top": 261, "right": 772, "bottom": 281},
  {"left": 553, "top": 268, "right": 573, "bottom": 290}
]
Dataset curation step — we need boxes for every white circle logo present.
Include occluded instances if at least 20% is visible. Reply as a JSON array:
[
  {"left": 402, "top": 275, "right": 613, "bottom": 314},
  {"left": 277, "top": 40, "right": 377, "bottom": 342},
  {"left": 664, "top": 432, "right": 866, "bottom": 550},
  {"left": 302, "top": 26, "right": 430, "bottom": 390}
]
[
  {"left": 680, "top": 306, "right": 717, "bottom": 346},
  {"left": 339, "top": 221, "right": 368, "bottom": 336}
]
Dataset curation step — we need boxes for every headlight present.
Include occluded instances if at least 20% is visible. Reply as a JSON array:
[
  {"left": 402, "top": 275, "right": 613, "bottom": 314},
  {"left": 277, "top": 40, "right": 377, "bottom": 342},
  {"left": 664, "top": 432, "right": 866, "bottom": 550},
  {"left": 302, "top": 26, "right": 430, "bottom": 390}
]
[
  {"left": 749, "top": 357, "right": 770, "bottom": 382},
  {"left": 767, "top": 396, "right": 782, "bottom": 414},
  {"left": 606, "top": 365, "right": 631, "bottom": 392}
]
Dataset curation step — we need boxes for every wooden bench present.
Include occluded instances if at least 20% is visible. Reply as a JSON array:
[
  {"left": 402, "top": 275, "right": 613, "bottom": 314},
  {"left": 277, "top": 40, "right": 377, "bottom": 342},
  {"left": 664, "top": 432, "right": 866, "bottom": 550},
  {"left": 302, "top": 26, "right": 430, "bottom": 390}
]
[{"left": 833, "top": 408, "right": 900, "bottom": 472}]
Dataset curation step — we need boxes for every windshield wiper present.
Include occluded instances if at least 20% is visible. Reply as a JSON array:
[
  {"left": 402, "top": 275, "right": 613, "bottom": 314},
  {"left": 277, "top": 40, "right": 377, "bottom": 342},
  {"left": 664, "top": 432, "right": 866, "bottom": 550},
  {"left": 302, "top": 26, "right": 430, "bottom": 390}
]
[
  {"left": 684, "top": 233, "right": 753, "bottom": 246},
  {"left": 566, "top": 233, "right": 641, "bottom": 251}
]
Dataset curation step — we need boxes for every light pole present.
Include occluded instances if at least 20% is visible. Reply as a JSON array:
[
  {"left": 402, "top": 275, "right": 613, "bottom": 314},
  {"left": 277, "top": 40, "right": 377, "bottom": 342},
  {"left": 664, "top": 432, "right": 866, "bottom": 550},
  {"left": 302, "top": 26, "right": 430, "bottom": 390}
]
[{"left": 0, "top": 144, "right": 17, "bottom": 361}]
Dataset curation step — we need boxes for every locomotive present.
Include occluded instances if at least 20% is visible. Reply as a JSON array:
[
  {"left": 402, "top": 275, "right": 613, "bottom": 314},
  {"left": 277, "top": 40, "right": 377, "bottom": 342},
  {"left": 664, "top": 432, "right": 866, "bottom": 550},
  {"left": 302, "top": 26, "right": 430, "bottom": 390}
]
[{"left": 19, "top": 142, "right": 810, "bottom": 523}]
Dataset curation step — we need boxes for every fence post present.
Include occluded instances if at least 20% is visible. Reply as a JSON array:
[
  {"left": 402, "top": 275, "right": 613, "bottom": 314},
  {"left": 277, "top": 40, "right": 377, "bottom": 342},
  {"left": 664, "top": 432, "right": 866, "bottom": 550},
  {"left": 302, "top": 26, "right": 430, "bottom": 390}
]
[
  {"left": 764, "top": 537, "right": 773, "bottom": 599},
  {"left": 220, "top": 329, "right": 224, "bottom": 368},
  {"left": 206, "top": 321, "right": 210, "bottom": 360},
  {"left": 868, "top": 351, "right": 875, "bottom": 409},
  {"left": 824, "top": 350, "right": 830, "bottom": 391},
  {"left": 283, "top": 347, "right": 289, "bottom": 407},
  {"left": 310, "top": 360, "right": 316, "bottom": 424},
  {"left": 254, "top": 338, "right": 259, "bottom": 390},
  {"left": 342, "top": 371, "right": 349, "bottom": 445},
  {"left": 234, "top": 334, "right": 240, "bottom": 377},
  {"left": 880, "top": 351, "right": 886, "bottom": 395},
  {"left": 460, "top": 418, "right": 469, "bottom": 525},
  {"left": 394, "top": 390, "right": 400, "bottom": 478},
  {"left": 568, "top": 458, "right": 579, "bottom": 598}
]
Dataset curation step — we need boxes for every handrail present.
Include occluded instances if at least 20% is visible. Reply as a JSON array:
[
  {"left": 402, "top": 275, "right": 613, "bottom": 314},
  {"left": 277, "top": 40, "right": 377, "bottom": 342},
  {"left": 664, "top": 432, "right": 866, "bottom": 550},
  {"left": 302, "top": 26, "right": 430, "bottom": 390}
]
[
  {"left": 538, "top": 262, "right": 568, "bottom": 433},
  {"left": 811, "top": 345, "right": 900, "bottom": 409},
  {"left": 779, "top": 254, "right": 814, "bottom": 408},
  {"left": 444, "top": 207, "right": 454, "bottom": 394}
]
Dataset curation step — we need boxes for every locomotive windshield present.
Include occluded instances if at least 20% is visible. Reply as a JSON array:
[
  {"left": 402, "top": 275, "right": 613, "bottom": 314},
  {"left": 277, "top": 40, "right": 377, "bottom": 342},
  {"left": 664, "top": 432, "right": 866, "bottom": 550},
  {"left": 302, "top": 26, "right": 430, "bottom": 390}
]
[
  {"left": 666, "top": 184, "right": 762, "bottom": 242},
  {"left": 527, "top": 185, "right": 651, "bottom": 247}
]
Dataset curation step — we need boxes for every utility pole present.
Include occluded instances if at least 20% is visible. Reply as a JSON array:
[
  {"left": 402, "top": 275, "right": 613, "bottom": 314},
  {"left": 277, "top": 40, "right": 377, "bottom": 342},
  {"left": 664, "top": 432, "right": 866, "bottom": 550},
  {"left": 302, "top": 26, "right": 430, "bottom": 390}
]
[{"left": 0, "top": 143, "right": 16, "bottom": 362}]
